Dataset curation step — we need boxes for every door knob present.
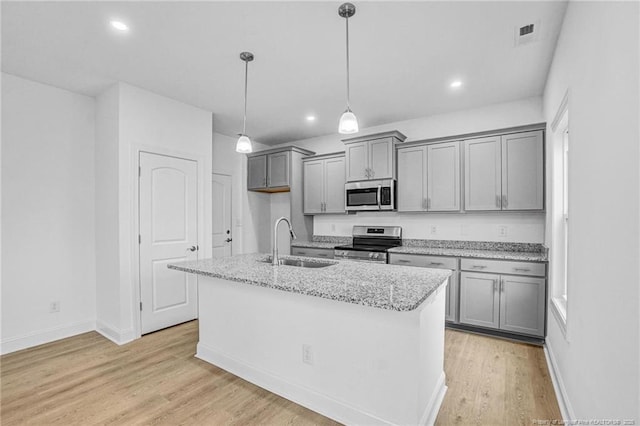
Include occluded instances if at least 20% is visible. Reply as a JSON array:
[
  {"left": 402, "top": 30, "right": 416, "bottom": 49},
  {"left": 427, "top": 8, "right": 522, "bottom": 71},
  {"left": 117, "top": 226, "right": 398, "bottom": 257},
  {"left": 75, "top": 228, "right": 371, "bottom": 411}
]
[
  {"left": 187, "top": 245, "right": 198, "bottom": 252},
  {"left": 225, "top": 238, "right": 233, "bottom": 243}
]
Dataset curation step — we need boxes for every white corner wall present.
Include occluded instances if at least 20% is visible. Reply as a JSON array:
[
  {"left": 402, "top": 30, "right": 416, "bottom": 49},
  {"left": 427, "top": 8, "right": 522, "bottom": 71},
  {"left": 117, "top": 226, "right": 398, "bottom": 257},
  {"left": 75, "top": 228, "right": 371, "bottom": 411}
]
[
  {"left": 212, "top": 132, "right": 270, "bottom": 255},
  {"left": 1, "top": 73, "right": 96, "bottom": 354},
  {"left": 95, "top": 82, "right": 213, "bottom": 343},
  {"left": 542, "top": 1, "right": 639, "bottom": 421},
  {"left": 275, "top": 97, "right": 546, "bottom": 242}
]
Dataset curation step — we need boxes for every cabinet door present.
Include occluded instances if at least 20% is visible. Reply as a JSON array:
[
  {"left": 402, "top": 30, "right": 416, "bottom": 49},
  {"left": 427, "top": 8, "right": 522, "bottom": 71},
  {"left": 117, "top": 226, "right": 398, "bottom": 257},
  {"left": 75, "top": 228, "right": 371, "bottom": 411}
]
[
  {"left": 324, "top": 156, "right": 346, "bottom": 213},
  {"left": 459, "top": 272, "right": 500, "bottom": 329},
  {"left": 369, "top": 138, "right": 393, "bottom": 179},
  {"left": 499, "top": 275, "right": 546, "bottom": 337},
  {"left": 501, "top": 131, "right": 544, "bottom": 210},
  {"left": 267, "top": 151, "right": 290, "bottom": 187},
  {"left": 345, "top": 142, "right": 369, "bottom": 182},
  {"left": 397, "top": 146, "right": 427, "bottom": 212},
  {"left": 427, "top": 142, "right": 460, "bottom": 211},
  {"left": 303, "top": 160, "right": 324, "bottom": 214},
  {"left": 445, "top": 272, "right": 459, "bottom": 323},
  {"left": 247, "top": 155, "right": 267, "bottom": 189},
  {"left": 464, "top": 137, "right": 501, "bottom": 210}
]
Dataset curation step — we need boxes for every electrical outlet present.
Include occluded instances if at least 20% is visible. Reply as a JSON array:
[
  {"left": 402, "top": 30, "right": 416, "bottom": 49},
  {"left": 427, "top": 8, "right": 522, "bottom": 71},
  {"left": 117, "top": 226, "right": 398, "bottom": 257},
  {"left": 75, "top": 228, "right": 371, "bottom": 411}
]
[
  {"left": 498, "top": 225, "right": 508, "bottom": 237},
  {"left": 430, "top": 225, "right": 437, "bottom": 235},
  {"left": 49, "top": 301, "right": 60, "bottom": 313},
  {"left": 302, "top": 344, "right": 314, "bottom": 365}
]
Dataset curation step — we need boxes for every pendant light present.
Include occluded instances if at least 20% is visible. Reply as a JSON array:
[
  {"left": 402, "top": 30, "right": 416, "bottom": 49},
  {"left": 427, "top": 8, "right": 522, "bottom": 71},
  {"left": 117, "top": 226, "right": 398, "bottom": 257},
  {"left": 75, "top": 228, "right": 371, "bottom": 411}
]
[
  {"left": 338, "top": 2, "right": 359, "bottom": 134},
  {"left": 236, "top": 51, "right": 254, "bottom": 153}
]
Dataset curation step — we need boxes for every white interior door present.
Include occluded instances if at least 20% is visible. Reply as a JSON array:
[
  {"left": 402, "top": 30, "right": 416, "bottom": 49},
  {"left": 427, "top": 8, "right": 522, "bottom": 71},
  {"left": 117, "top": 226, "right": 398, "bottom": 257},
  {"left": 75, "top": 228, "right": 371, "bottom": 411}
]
[
  {"left": 139, "top": 152, "right": 198, "bottom": 334},
  {"left": 212, "top": 173, "right": 232, "bottom": 258}
]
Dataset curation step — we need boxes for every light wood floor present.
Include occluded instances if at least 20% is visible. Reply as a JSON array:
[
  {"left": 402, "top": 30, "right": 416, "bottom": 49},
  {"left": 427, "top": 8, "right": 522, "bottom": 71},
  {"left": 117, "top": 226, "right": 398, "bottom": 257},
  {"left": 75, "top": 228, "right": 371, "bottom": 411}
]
[{"left": 1, "top": 321, "right": 561, "bottom": 425}]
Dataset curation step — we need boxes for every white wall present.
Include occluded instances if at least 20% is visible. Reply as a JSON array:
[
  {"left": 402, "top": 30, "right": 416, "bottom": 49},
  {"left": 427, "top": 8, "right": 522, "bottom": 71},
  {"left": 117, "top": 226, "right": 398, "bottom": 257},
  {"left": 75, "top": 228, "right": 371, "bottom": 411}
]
[
  {"left": 542, "top": 1, "right": 639, "bottom": 421},
  {"left": 95, "top": 82, "right": 213, "bottom": 343},
  {"left": 1, "top": 73, "right": 96, "bottom": 354},
  {"left": 212, "top": 132, "right": 270, "bottom": 254},
  {"left": 275, "top": 97, "right": 546, "bottom": 242}
]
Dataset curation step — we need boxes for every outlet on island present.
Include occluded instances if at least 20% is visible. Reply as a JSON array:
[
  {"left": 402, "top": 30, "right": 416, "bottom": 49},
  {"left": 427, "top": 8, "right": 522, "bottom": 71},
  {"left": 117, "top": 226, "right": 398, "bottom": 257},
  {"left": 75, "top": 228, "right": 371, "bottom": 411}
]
[
  {"left": 49, "top": 301, "right": 60, "bottom": 313},
  {"left": 302, "top": 344, "right": 314, "bottom": 365}
]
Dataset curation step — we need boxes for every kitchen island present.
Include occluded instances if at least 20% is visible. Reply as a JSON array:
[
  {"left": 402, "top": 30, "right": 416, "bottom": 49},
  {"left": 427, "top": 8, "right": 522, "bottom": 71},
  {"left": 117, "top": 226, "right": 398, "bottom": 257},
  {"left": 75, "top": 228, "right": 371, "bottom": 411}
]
[{"left": 169, "top": 254, "right": 451, "bottom": 426}]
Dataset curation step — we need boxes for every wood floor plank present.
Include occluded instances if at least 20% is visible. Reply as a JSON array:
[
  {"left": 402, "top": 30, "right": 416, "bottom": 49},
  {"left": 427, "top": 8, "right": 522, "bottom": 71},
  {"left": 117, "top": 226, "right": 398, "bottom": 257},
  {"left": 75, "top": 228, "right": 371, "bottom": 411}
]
[{"left": 1, "top": 322, "right": 562, "bottom": 425}]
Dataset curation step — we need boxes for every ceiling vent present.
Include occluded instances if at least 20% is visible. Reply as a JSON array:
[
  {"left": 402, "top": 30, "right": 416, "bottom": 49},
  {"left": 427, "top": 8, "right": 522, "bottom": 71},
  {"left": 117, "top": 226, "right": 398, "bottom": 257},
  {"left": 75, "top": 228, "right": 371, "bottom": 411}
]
[{"left": 514, "top": 20, "right": 541, "bottom": 46}]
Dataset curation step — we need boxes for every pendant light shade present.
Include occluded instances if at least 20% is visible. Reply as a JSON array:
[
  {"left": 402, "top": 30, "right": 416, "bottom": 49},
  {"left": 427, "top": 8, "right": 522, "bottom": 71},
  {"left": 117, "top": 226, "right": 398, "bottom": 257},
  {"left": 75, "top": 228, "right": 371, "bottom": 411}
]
[
  {"left": 338, "top": 108, "right": 359, "bottom": 134},
  {"left": 338, "top": 3, "right": 358, "bottom": 134},
  {"left": 236, "top": 135, "right": 252, "bottom": 153},
  {"left": 236, "top": 51, "right": 254, "bottom": 153}
]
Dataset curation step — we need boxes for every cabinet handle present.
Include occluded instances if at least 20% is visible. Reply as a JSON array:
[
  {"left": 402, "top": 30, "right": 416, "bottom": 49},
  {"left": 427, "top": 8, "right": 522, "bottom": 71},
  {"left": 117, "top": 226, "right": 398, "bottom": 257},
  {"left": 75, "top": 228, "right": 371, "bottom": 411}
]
[
  {"left": 500, "top": 278, "right": 504, "bottom": 292},
  {"left": 495, "top": 195, "right": 501, "bottom": 208},
  {"left": 318, "top": 253, "right": 328, "bottom": 257},
  {"left": 370, "top": 168, "right": 375, "bottom": 178},
  {"left": 514, "top": 267, "right": 530, "bottom": 272},
  {"left": 502, "top": 195, "right": 508, "bottom": 208},
  {"left": 298, "top": 251, "right": 307, "bottom": 255},
  {"left": 427, "top": 198, "right": 431, "bottom": 209},
  {"left": 364, "top": 168, "right": 369, "bottom": 178},
  {"left": 493, "top": 279, "right": 498, "bottom": 292},
  {"left": 471, "top": 265, "right": 487, "bottom": 269},
  {"left": 429, "top": 262, "right": 444, "bottom": 266},
  {"left": 397, "top": 259, "right": 411, "bottom": 263}
]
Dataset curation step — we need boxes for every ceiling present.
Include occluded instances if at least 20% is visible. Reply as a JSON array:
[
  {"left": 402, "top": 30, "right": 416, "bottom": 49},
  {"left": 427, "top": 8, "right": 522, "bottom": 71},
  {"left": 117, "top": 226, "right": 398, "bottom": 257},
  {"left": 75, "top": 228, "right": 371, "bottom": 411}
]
[{"left": 1, "top": 1, "right": 567, "bottom": 145}]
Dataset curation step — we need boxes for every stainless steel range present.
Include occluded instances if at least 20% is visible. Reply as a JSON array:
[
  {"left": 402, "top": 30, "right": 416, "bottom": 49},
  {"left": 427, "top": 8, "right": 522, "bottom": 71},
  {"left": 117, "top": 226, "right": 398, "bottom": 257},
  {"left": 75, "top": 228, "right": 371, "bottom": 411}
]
[{"left": 334, "top": 226, "right": 402, "bottom": 263}]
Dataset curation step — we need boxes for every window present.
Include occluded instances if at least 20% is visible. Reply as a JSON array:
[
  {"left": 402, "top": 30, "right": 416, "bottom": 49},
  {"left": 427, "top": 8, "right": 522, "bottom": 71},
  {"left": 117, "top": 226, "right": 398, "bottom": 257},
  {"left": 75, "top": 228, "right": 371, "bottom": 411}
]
[{"left": 550, "top": 96, "right": 569, "bottom": 336}]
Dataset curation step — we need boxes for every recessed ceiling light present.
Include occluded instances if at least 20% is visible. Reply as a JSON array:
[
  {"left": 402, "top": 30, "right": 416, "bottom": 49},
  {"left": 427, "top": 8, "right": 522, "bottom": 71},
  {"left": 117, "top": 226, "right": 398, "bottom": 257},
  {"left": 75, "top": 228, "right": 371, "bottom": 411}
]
[
  {"left": 306, "top": 115, "right": 316, "bottom": 122},
  {"left": 450, "top": 80, "right": 463, "bottom": 89},
  {"left": 110, "top": 21, "right": 129, "bottom": 32}
]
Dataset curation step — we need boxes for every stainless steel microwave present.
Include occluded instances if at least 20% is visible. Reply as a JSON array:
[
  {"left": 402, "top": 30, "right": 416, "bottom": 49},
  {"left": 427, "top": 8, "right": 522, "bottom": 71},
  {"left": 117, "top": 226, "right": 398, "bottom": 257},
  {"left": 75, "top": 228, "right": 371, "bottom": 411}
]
[{"left": 345, "top": 179, "right": 396, "bottom": 211}]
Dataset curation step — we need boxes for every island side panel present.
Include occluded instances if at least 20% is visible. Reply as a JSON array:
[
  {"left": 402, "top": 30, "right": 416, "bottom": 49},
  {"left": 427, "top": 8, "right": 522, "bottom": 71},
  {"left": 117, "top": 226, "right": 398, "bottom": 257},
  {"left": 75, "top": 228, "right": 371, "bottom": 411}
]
[{"left": 196, "top": 276, "right": 447, "bottom": 426}]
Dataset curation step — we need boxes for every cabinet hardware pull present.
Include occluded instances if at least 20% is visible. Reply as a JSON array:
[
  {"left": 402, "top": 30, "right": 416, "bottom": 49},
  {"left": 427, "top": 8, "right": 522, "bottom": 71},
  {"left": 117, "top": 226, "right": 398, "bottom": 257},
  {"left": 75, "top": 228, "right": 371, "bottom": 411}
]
[
  {"left": 398, "top": 259, "right": 411, "bottom": 263},
  {"left": 514, "top": 268, "right": 530, "bottom": 272},
  {"left": 429, "top": 262, "right": 444, "bottom": 266},
  {"left": 427, "top": 198, "right": 431, "bottom": 209},
  {"left": 471, "top": 265, "right": 487, "bottom": 269},
  {"left": 500, "top": 278, "right": 504, "bottom": 292},
  {"left": 496, "top": 195, "right": 501, "bottom": 208},
  {"left": 370, "top": 169, "right": 375, "bottom": 177},
  {"left": 493, "top": 279, "right": 498, "bottom": 291},
  {"left": 319, "top": 254, "right": 328, "bottom": 257},
  {"left": 502, "top": 195, "right": 508, "bottom": 208}
]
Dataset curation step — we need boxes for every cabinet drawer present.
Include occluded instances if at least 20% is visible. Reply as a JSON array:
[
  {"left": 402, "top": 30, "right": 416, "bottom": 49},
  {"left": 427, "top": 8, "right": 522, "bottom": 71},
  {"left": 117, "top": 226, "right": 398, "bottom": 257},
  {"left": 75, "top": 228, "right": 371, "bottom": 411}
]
[
  {"left": 460, "top": 258, "right": 545, "bottom": 277},
  {"left": 389, "top": 253, "right": 457, "bottom": 270},
  {"left": 291, "top": 247, "right": 334, "bottom": 259}
]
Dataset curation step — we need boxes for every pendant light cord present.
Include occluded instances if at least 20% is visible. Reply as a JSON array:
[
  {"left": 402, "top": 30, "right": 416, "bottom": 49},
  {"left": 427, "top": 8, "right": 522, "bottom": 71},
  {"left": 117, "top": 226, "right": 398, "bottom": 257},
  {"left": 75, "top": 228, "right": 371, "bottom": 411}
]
[
  {"left": 345, "top": 16, "right": 351, "bottom": 110},
  {"left": 243, "top": 59, "right": 249, "bottom": 135}
]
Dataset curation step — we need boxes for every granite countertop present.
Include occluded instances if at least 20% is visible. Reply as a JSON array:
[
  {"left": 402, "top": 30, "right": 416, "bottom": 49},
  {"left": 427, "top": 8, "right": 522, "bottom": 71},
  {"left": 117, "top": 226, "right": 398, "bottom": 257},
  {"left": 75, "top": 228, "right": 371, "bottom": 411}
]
[
  {"left": 387, "top": 246, "right": 547, "bottom": 262},
  {"left": 168, "top": 253, "right": 450, "bottom": 312}
]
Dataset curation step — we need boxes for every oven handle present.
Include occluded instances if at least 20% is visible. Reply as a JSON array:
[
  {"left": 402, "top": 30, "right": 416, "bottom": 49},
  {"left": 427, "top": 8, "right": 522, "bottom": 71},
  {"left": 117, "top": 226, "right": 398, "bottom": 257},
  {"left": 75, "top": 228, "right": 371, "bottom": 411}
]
[{"left": 377, "top": 185, "right": 382, "bottom": 210}]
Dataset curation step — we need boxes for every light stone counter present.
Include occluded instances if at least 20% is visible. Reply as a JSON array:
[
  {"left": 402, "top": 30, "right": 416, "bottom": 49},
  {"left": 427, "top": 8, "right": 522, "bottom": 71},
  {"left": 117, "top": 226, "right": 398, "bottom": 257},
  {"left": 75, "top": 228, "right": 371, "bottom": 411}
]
[{"left": 168, "top": 253, "right": 451, "bottom": 312}]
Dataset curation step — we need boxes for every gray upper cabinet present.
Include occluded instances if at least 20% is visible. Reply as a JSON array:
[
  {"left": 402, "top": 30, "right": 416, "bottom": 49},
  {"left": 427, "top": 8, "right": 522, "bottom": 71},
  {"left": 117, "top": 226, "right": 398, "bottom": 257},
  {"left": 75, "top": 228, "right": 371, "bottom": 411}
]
[
  {"left": 343, "top": 131, "right": 407, "bottom": 182},
  {"left": 397, "top": 145, "right": 426, "bottom": 212},
  {"left": 397, "top": 141, "right": 460, "bottom": 212},
  {"left": 247, "top": 146, "right": 315, "bottom": 193},
  {"left": 464, "top": 136, "right": 502, "bottom": 211},
  {"left": 247, "top": 155, "right": 268, "bottom": 190},
  {"left": 464, "top": 130, "right": 544, "bottom": 211},
  {"left": 303, "top": 153, "right": 345, "bottom": 214},
  {"left": 267, "top": 151, "right": 290, "bottom": 188},
  {"left": 501, "top": 131, "right": 544, "bottom": 210}
]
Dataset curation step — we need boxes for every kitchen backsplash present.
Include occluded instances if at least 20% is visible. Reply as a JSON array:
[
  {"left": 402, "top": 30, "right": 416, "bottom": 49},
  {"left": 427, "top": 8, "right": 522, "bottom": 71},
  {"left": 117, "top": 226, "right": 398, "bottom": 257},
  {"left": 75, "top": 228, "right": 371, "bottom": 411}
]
[{"left": 313, "top": 211, "right": 545, "bottom": 243}]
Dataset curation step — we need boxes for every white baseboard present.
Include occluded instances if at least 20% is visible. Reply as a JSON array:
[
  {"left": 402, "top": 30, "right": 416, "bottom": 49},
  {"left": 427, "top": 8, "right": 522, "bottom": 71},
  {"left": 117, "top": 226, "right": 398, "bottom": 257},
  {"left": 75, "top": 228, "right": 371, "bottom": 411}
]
[
  {"left": 544, "top": 342, "right": 576, "bottom": 421},
  {"left": 197, "top": 342, "right": 444, "bottom": 426},
  {"left": 0, "top": 319, "right": 95, "bottom": 355},
  {"left": 420, "top": 372, "right": 447, "bottom": 426},
  {"left": 96, "top": 321, "right": 135, "bottom": 345}
]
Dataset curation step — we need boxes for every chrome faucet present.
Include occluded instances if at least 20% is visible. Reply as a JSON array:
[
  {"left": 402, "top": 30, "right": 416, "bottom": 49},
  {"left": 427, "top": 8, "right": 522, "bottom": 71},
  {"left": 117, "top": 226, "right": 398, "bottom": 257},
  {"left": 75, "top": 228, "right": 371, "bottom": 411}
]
[{"left": 273, "top": 217, "right": 297, "bottom": 265}]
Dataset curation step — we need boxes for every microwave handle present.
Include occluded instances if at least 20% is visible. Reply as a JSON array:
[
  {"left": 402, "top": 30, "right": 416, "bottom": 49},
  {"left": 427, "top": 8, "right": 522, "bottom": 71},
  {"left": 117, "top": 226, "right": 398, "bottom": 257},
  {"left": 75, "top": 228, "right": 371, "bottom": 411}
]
[{"left": 377, "top": 185, "right": 382, "bottom": 210}]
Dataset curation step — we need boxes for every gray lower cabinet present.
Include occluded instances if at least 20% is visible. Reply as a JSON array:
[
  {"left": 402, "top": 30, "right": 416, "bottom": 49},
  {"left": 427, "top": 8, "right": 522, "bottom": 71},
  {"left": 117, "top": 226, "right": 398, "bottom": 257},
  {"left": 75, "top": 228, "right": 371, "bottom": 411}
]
[
  {"left": 291, "top": 247, "right": 334, "bottom": 259},
  {"left": 388, "top": 253, "right": 459, "bottom": 323},
  {"left": 459, "top": 264, "right": 546, "bottom": 337}
]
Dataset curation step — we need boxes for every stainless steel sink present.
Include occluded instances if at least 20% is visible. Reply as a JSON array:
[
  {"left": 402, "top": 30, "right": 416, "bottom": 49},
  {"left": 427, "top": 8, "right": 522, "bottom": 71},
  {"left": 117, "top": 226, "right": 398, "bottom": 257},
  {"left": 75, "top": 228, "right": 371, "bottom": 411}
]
[{"left": 261, "top": 256, "right": 335, "bottom": 268}]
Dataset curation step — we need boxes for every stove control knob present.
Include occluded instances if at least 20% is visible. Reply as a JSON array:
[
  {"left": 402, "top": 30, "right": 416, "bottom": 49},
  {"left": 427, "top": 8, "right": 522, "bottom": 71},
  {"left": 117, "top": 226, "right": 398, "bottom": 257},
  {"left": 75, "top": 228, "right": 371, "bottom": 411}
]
[
  {"left": 369, "top": 253, "right": 374, "bottom": 258},
  {"left": 372, "top": 253, "right": 378, "bottom": 259}
]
